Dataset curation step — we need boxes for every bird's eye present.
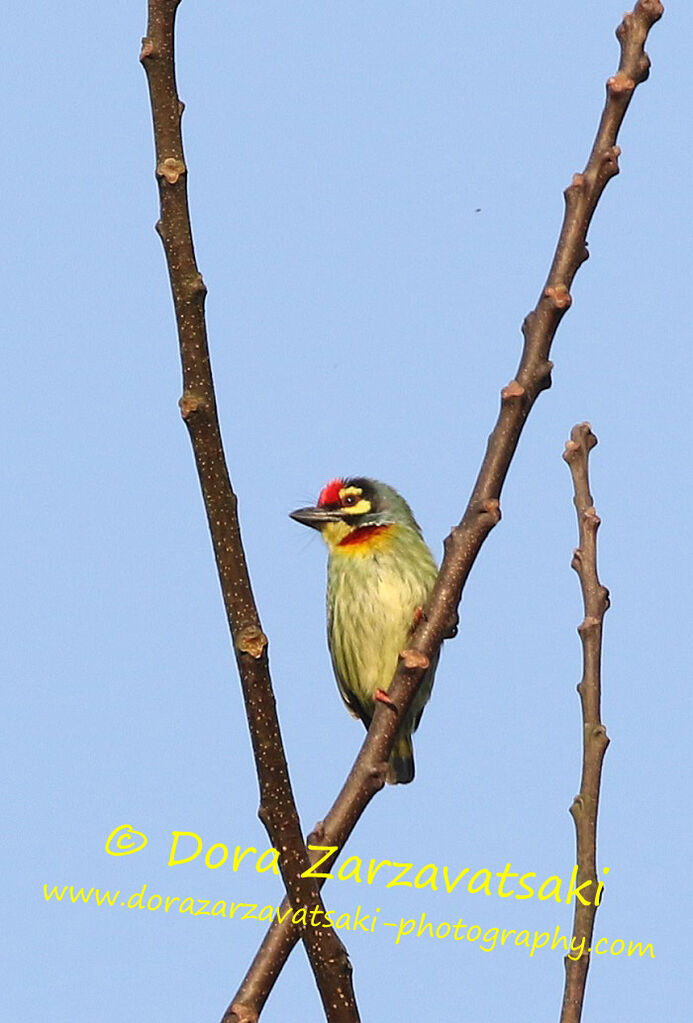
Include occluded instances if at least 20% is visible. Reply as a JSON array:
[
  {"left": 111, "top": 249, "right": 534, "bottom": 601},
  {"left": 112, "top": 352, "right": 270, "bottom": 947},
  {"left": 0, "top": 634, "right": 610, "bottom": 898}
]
[{"left": 342, "top": 494, "right": 359, "bottom": 507}]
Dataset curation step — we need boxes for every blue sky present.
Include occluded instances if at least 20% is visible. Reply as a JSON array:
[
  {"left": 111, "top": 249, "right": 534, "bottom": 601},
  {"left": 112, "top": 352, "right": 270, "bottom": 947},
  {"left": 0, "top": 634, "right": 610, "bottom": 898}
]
[{"left": 4, "top": 2, "right": 691, "bottom": 1021}]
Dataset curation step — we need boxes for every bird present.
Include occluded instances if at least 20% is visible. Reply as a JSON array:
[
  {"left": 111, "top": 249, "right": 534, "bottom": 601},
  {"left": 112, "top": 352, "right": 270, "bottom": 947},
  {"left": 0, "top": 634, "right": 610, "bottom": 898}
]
[{"left": 290, "top": 477, "right": 439, "bottom": 784}]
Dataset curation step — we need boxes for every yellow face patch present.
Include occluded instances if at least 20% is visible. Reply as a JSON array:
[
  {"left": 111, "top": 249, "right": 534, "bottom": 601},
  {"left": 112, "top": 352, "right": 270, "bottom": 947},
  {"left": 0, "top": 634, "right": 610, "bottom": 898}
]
[
  {"left": 340, "top": 498, "right": 372, "bottom": 516},
  {"left": 337, "top": 486, "right": 372, "bottom": 517},
  {"left": 322, "top": 521, "right": 354, "bottom": 548},
  {"left": 338, "top": 486, "right": 362, "bottom": 500}
]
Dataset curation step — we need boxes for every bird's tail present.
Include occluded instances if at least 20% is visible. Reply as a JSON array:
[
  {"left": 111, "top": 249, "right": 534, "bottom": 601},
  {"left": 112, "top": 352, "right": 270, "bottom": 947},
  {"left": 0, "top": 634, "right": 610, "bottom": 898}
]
[{"left": 387, "top": 733, "right": 415, "bottom": 785}]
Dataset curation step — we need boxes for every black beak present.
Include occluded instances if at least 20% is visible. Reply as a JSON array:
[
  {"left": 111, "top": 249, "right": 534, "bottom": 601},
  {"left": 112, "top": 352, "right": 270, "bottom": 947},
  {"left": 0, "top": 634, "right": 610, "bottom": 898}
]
[{"left": 289, "top": 505, "right": 342, "bottom": 530}]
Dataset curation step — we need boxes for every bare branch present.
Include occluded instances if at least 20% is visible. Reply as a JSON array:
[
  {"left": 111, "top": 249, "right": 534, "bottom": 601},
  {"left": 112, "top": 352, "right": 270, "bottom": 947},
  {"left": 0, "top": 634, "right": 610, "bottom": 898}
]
[
  {"left": 140, "top": 3, "right": 360, "bottom": 1021},
  {"left": 230, "top": 3, "right": 662, "bottom": 1015},
  {"left": 559, "top": 424, "right": 610, "bottom": 1022}
]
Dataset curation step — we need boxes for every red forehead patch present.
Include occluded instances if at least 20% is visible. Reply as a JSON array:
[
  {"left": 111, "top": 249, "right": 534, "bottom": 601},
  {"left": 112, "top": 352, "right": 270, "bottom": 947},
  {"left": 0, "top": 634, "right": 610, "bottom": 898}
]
[{"left": 318, "top": 478, "right": 343, "bottom": 507}]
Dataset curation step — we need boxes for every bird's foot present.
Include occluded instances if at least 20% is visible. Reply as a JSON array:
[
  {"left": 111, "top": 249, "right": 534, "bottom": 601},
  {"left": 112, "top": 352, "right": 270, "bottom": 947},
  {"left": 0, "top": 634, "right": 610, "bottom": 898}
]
[
  {"left": 374, "top": 688, "right": 398, "bottom": 711},
  {"left": 369, "top": 761, "right": 389, "bottom": 790},
  {"left": 411, "top": 605, "right": 426, "bottom": 630}
]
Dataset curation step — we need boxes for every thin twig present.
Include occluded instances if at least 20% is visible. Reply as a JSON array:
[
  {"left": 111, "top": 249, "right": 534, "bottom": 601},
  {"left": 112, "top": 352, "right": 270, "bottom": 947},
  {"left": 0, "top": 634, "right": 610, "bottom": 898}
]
[
  {"left": 559, "top": 425, "right": 610, "bottom": 1022},
  {"left": 229, "top": 3, "right": 662, "bottom": 1016},
  {"left": 140, "top": 3, "right": 360, "bottom": 1022}
]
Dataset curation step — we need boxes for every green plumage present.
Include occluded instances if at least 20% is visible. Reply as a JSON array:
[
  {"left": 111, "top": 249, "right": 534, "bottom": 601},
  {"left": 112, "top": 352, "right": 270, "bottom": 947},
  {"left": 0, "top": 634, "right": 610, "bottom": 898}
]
[{"left": 291, "top": 478, "right": 439, "bottom": 784}]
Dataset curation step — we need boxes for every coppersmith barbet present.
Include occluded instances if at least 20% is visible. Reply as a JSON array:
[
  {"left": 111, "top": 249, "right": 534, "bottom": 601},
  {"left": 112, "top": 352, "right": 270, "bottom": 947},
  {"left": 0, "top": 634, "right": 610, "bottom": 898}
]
[{"left": 290, "top": 477, "right": 439, "bottom": 783}]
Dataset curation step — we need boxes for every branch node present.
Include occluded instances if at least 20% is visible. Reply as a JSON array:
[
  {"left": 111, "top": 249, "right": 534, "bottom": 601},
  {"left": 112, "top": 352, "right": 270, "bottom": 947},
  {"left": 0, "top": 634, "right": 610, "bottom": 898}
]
[
  {"left": 535, "top": 358, "right": 554, "bottom": 393},
  {"left": 545, "top": 284, "right": 572, "bottom": 310},
  {"left": 636, "top": 52, "right": 652, "bottom": 83},
  {"left": 227, "top": 1003, "right": 259, "bottom": 1023},
  {"left": 477, "top": 498, "right": 501, "bottom": 525},
  {"left": 184, "top": 271, "right": 207, "bottom": 299},
  {"left": 602, "top": 145, "right": 621, "bottom": 177},
  {"left": 521, "top": 310, "right": 536, "bottom": 339},
  {"left": 564, "top": 173, "right": 586, "bottom": 205},
  {"left": 157, "top": 157, "right": 186, "bottom": 184},
  {"left": 237, "top": 625, "right": 268, "bottom": 659},
  {"left": 592, "top": 724, "right": 609, "bottom": 744},
  {"left": 583, "top": 505, "right": 602, "bottom": 530},
  {"left": 644, "top": 0, "right": 665, "bottom": 21},
  {"left": 368, "top": 762, "right": 388, "bottom": 790},
  {"left": 617, "top": 1, "right": 664, "bottom": 50},
  {"left": 501, "top": 379, "right": 526, "bottom": 403},
  {"left": 607, "top": 71, "right": 635, "bottom": 95},
  {"left": 582, "top": 423, "right": 598, "bottom": 450},
  {"left": 569, "top": 795, "right": 584, "bottom": 819},
  {"left": 578, "top": 615, "right": 601, "bottom": 634},
  {"left": 400, "top": 649, "right": 430, "bottom": 671},
  {"left": 139, "top": 37, "right": 155, "bottom": 62},
  {"left": 563, "top": 422, "right": 597, "bottom": 464},
  {"left": 308, "top": 820, "right": 326, "bottom": 845},
  {"left": 179, "top": 391, "right": 205, "bottom": 419},
  {"left": 442, "top": 525, "right": 465, "bottom": 559},
  {"left": 443, "top": 610, "right": 459, "bottom": 640}
]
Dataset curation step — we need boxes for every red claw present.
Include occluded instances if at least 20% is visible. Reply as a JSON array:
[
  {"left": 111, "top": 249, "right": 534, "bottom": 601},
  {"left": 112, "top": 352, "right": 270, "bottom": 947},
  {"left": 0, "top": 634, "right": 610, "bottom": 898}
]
[{"left": 375, "top": 688, "right": 397, "bottom": 710}]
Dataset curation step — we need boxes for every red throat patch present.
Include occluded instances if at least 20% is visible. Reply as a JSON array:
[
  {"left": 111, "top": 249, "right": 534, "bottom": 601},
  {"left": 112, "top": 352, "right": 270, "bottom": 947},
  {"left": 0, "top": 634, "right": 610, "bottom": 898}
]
[
  {"left": 318, "top": 478, "right": 344, "bottom": 507},
  {"left": 338, "top": 524, "right": 390, "bottom": 547}
]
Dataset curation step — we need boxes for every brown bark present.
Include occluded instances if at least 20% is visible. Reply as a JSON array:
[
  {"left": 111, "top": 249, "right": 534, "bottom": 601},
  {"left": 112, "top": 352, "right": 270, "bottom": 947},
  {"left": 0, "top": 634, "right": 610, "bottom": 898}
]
[
  {"left": 229, "top": 3, "right": 662, "bottom": 1018},
  {"left": 559, "top": 425, "right": 611, "bottom": 1023},
  {"left": 140, "top": 3, "right": 360, "bottom": 1021}
]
